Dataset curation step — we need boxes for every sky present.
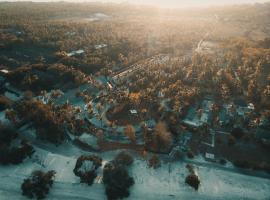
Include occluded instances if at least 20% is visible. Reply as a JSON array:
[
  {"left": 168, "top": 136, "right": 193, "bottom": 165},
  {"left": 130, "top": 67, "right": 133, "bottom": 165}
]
[{"left": 0, "top": 0, "right": 269, "bottom": 7}]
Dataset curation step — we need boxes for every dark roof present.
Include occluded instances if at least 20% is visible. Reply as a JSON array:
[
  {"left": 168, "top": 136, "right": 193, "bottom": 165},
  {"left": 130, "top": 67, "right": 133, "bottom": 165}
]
[
  {"left": 256, "top": 128, "right": 270, "bottom": 140},
  {"left": 234, "top": 97, "right": 247, "bottom": 107}
]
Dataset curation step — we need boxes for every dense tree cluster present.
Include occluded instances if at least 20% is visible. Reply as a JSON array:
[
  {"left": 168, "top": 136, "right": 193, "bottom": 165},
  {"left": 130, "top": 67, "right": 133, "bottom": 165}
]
[
  {"left": 103, "top": 152, "right": 134, "bottom": 200},
  {"left": 0, "top": 125, "right": 34, "bottom": 165},
  {"left": 14, "top": 100, "right": 66, "bottom": 144},
  {"left": 0, "top": 1, "right": 212, "bottom": 78},
  {"left": 7, "top": 63, "right": 88, "bottom": 93}
]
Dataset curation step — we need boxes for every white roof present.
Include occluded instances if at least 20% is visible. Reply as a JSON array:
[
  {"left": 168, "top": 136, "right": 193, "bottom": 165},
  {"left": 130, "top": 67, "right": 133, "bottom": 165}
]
[
  {"left": 183, "top": 119, "right": 201, "bottom": 127},
  {"left": 130, "top": 109, "right": 138, "bottom": 114},
  {"left": 95, "top": 44, "right": 107, "bottom": 49},
  {"left": 205, "top": 152, "right": 215, "bottom": 159},
  {"left": 107, "top": 82, "right": 113, "bottom": 89},
  {"left": 0, "top": 69, "right": 9, "bottom": 74},
  {"left": 67, "top": 49, "right": 85, "bottom": 57},
  {"left": 248, "top": 103, "right": 255, "bottom": 110}
]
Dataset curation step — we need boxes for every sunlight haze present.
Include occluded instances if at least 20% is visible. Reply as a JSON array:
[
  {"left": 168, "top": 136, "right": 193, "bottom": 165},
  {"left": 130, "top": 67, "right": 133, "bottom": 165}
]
[{"left": 0, "top": 0, "right": 269, "bottom": 8}]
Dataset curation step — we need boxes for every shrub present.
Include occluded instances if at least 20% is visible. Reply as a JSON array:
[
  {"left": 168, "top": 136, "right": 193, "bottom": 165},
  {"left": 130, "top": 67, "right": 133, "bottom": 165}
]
[
  {"left": 231, "top": 127, "right": 245, "bottom": 139},
  {"left": 219, "top": 159, "right": 227, "bottom": 165},
  {"left": 0, "top": 144, "right": 10, "bottom": 165},
  {"left": 0, "top": 126, "right": 34, "bottom": 165},
  {"left": 185, "top": 173, "right": 200, "bottom": 191},
  {"left": 233, "top": 160, "right": 251, "bottom": 169},
  {"left": 114, "top": 151, "right": 134, "bottom": 167},
  {"left": 227, "top": 135, "right": 236, "bottom": 146},
  {"left": 187, "top": 150, "right": 194, "bottom": 159},
  {"left": 0, "top": 125, "right": 18, "bottom": 146},
  {"left": 9, "top": 141, "right": 35, "bottom": 164},
  {"left": 0, "top": 95, "right": 12, "bottom": 111},
  {"left": 186, "top": 164, "right": 195, "bottom": 174},
  {"left": 148, "top": 155, "right": 161, "bottom": 169},
  {"left": 21, "top": 170, "right": 56, "bottom": 199}
]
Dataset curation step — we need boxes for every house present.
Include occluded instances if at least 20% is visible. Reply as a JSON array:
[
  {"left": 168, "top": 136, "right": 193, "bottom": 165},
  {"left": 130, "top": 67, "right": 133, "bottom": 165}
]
[
  {"left": 107, "top": 82, "right": 113, "bottom": 90},
  {"left": 205, "top": 152, "right": 215, "bottom": 160},
  {"left": 158, "top": 91, "right": 165, "bottom": 98},
  {"left": 67, "top": 49, "right": 85, "bottom": 57},
  {"left": 77, "top": 133, "right": 99, "bottom": 150},
  {"left": 95, "top": 44, "right": 107, "bottom": 50},
  {"left": 236, "top": 106, "right": 253, "bottom": 117},
  {"left": 65, "top": 31, "right": 76, "bottom": 36},
  {"left": 0, "top": 69, "right": 9, "bottom": 74},
  {"left": 130, "top": 109, "right": 138, "bottom": 114},
  {"left": 145, "top": 119, "right": 156, "bottom": 129},
  {"left": 183, "top": 99, "right": 213, "bottom": 128},
  {"left": 179, "top": 132, "right": 192, "bottom": 151}
]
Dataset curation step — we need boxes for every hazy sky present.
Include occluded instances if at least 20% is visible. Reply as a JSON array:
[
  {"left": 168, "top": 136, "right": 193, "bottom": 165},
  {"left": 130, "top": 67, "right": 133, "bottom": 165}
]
[{"left": 1, "top": 0, "right": 269, "bottom": 7}]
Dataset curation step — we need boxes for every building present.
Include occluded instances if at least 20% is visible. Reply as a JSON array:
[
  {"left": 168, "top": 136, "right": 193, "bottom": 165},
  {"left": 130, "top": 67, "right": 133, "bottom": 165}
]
[
  {"left": 95, "top": 44, "right": 107, "bottom": 50},
  {"left": 67, "top": 49, "right": 85, "bottom": 57},
  {"left": 183, "top": 99, "right": 213, "bottom": 128},
  {"left": 130, "top": 109, "right": 138, "bottom": 114},
  {"left": 205, "top": 152, "right": 215, "bottom": 160}
]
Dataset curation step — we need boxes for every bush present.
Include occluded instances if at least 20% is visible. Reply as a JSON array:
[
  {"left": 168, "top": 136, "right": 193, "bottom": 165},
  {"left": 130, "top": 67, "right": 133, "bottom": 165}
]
[
  {"left": 73, "top": 155, "right": 102, "bottom": 185},
  {"left": 0, "top": 126, "right": 34, "bottom": 165},
  {"left": 9, "top": 141, "right": 35, "bottom": 164},
  {"left": 21, "top": 170, "right": 56, "bottom": 199},
  {"left": 114, "top": 151, "right": 134, "bottom": 166},
  {"left": 231, "top": 127, "right": 245, "bottom": 139},
  {"left": 227, "top": 135, "right": 236, "bottom": 146},
  {"left": 185, "top": 173, "right": 200, "bottom": 191},
  {"left": 0, "top": 144, "right": 10, "bottom": 164},
  {"left": 186, "top": 164, "right": 195, "bottom": 174},
  {"left": 0, "top": 95, "right": 12, "bottom": 111},
  {"left": 233, "top": 160, "right": 251, "bottom": 169},
  {"left": 219, "top": 159, "right": 227, "bottom": 165},
  {"left": 103, "top": 162, "right": 134, "bottom": 200},
  {"left": 187, "top": 150, "right": 194, "bottom": 159},
  {"left": 0, "top": 142, "right": 35, "bottom": 165},
  {"left": 148, "top": 155, "right": 161, "bottom": 169},
  {"left": 0, "top": 125, "right": 18, "bottom": 146}
]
